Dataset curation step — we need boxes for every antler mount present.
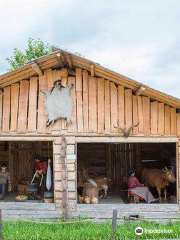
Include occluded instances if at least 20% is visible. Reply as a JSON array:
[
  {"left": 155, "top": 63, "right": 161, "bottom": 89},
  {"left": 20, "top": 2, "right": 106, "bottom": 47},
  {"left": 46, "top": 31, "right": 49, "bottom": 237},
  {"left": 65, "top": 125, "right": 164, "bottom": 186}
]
[{"left": 114, "top": 121, "right": 140, "bottom": 138}]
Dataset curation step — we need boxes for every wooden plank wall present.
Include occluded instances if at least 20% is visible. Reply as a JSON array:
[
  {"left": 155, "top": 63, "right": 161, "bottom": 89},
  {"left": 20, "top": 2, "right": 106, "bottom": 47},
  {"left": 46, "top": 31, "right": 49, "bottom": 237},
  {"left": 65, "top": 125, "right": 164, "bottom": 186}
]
[{"left": 0, "top": 67, "right": 179, "bottom": 136}]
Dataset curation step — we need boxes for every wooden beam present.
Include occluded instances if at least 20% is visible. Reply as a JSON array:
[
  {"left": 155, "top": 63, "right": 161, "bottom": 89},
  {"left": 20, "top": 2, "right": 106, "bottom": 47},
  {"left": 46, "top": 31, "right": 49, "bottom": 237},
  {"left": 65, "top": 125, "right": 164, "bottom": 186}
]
[
  {"left": 135, "top": 86, "right": 146, "bottom": 96},
  {"left": 67, "top": 54, "right": 73, "bottom": 69},
  {"left": 0, "top": 136, "right": 55, "bottom": 141},
  {"left": 76, "top": 136, "right": 178, "bottom": 143},
  {"left": 90, "top": 64, "right": 95, "bottom": 77},
  {"left": 32, "top": 63, "right": 43, "bottom": 76},
  {"left": 56, "top": 52, "right": 65, "bottom": 67}
]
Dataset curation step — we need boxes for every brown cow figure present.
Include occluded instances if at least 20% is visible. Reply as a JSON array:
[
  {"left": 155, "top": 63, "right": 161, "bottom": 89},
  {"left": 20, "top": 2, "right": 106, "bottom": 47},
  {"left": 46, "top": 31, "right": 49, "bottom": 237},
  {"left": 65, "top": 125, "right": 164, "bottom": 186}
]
[{"left": 141, "top": 167, "right": 176, "bottom": 202}]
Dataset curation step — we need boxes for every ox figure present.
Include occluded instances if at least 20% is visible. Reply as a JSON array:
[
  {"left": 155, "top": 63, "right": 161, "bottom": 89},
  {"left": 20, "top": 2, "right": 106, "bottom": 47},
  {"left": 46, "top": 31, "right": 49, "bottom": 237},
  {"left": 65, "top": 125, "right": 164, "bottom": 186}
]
[{"left": 141, "top": 166, "right": 176, "bottom": 202}]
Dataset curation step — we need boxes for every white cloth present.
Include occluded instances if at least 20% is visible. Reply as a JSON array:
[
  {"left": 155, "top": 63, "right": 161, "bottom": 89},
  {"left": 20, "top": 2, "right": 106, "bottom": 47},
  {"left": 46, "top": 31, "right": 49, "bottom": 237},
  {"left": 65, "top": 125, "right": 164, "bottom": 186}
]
[
  {"left": 46, "top": 161, "right": 52, "bottom": 191},
  {"left": 130, "top": 187, "right": 155, "bottom": 204}
]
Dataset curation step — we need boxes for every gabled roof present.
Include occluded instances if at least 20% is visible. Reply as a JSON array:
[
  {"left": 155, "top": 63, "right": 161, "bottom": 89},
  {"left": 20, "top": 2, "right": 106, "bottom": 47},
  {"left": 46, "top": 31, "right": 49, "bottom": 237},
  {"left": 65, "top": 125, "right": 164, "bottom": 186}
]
[{"left": 0, "top": 49, "right": 180, "bottom": 109}]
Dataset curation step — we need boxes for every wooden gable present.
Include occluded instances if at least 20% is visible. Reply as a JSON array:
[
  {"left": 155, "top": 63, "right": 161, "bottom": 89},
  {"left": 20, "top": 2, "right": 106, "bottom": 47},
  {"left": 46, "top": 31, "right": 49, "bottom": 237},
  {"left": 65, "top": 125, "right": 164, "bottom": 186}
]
[{"left": 0, "top": 66, "right": 179, "bottom": 137}]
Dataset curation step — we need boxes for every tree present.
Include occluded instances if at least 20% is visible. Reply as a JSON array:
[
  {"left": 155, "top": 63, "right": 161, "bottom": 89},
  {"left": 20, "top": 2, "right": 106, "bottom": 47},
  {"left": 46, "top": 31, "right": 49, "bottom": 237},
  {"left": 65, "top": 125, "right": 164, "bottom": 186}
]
[{"left": 6, "top": 38, "right": 52, "bottom": 71}]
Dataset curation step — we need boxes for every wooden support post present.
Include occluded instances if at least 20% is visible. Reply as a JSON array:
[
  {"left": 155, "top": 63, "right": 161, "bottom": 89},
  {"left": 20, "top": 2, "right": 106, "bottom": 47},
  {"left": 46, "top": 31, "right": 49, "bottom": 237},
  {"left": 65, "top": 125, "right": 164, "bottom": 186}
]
[
  {"left": 135, "top": 86, "right": 146, "bottom": 96},
  {"left": 32, "top": 63, "right": 43, "bottom": 76}
]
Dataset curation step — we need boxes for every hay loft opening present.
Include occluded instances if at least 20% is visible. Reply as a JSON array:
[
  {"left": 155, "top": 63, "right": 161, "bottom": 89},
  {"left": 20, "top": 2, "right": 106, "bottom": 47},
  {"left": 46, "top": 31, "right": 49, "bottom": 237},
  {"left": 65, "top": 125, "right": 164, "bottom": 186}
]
[
  {"left": 77, "top": 142, "right": 177, "bottom": 204},
  {"left": 0, "top": 141, "right": 54, "bottom": 203}
]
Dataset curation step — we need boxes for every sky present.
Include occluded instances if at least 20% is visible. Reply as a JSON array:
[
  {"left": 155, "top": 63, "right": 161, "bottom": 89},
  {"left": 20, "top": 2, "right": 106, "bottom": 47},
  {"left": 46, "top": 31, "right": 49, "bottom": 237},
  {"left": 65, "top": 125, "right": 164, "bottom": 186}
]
[{"left": 0, "top": 0, "right": 180, "bottom": 98}]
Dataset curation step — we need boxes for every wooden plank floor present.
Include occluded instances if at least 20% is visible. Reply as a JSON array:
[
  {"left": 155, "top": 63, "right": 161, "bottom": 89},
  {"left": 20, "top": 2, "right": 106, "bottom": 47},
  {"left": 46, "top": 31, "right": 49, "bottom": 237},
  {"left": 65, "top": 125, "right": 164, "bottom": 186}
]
[
  {"left": 99, "top": 193, "right": 124, "bottom": 204},
  {"left": 1, "top": 193, "right": 41, "bottom": 203},
  {"left": 1, "top": 193, "right": 180, "bottom": 221}
]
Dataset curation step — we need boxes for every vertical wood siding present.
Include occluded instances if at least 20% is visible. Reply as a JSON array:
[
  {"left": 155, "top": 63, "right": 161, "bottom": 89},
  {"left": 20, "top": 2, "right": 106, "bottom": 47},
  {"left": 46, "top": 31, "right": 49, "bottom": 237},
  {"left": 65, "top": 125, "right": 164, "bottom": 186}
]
[
  {"left": 10, "top": 83, "right": 19, "bottom": 132},
  {"left": 17, "top": 81, "right": 29, "bottom": 133},
  {"left": 28, "top": 78, "right": 37, "bottom": 132},
  {"left": 0, "top": 67, "right": 179, "bottom": 136},
  {"left": 2, "top": 86, "right": 11, "bottom": 132}
]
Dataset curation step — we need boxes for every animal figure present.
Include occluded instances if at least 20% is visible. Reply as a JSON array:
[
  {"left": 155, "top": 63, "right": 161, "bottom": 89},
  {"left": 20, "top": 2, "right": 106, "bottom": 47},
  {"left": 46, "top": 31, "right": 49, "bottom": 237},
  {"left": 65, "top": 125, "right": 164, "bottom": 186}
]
[
  {"left": 88, "top": 178, "right": 108, "bottom": 197},
  {"left": 141, "top": 167, "right": 176, "bottom": 202},
  {"left": 114, "top": 121, "right": 140, "bottom": 138},
  {"left": 41, "top": 81, "right": 73, "bottom": 125}
]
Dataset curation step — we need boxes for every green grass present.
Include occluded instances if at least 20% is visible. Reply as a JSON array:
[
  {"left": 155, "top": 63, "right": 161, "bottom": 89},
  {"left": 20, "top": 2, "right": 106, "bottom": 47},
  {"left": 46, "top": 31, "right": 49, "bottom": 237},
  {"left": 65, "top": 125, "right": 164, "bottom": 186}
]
[{"left": 2, "top": 219, "right": 180, "bottom": 240}]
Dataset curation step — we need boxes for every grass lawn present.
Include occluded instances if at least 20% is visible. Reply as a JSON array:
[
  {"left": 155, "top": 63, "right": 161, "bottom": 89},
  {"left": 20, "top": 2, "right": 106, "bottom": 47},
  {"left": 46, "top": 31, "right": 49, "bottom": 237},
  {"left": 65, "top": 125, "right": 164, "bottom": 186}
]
[{"left": 2, "top": 219, "right": 180, "bottom": 240}]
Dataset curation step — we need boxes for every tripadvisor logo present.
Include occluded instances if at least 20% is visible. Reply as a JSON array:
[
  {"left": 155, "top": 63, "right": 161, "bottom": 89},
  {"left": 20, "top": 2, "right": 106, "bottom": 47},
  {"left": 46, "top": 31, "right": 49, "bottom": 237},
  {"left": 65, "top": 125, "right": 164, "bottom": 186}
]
[{"left": 135, "top": 227, "right": 143, "bottom": 235}]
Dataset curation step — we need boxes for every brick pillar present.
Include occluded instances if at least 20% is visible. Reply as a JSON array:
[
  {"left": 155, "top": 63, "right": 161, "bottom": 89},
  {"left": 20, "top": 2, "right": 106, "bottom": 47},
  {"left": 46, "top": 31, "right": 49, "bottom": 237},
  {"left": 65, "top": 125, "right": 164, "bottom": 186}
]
[
  {"left": 53, "top": 137, "right": 62, "bottom": 210},
  {"left": 66, "top": 136, "right": 77, "bottom": 211}
]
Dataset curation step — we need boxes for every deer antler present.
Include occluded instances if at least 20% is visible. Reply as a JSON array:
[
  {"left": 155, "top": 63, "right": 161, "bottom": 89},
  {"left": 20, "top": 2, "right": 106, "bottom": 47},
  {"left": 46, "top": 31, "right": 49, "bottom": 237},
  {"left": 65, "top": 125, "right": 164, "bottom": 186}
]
[
  {"left": 113, "top": 126, "right": 125, "bottom": 132},
  {"left": 126, "top": 121, "right": 140, "bottom": 136},
  {"left": 114, "top": 121, "right": 140, "bottom": 138}
]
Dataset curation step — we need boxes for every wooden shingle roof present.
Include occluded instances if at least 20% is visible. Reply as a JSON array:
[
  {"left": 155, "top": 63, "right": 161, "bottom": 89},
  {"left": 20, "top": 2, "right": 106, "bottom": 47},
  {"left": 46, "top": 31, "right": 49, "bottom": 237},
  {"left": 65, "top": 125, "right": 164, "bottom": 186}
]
[{"left": 0, "top": 49, "right": 180, "bottom": 109}]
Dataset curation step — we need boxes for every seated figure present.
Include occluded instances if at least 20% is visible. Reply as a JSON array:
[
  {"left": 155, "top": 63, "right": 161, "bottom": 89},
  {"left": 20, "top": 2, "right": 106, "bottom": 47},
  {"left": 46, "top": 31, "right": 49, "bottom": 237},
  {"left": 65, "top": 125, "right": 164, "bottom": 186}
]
[{"left": 127, "top": 168, "right": 155, "bottom": 204}]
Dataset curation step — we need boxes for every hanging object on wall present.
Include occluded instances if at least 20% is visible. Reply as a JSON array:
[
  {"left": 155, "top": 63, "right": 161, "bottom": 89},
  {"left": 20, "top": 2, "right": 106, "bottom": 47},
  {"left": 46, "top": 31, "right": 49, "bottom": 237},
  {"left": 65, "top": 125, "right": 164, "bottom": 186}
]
[
  {"left": 114, "top": 121, "right": 140, "bottom": 138},
  {"left": 46, "top": 159, "right": 52, "bottom": 191},
  {"left": 41, "top": 80, "right": 74, "bottom": 126}
]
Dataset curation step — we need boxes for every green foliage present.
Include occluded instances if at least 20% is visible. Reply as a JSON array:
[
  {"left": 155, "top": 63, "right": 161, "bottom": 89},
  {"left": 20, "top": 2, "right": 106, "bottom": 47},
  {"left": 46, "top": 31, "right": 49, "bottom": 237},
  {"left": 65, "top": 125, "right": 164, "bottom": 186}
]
[
  {"left": 2, "top": 219, "right": 180, "bottom": 240},
  {"left": 6, "top": 38, "right": 52, "bottom": 71}
]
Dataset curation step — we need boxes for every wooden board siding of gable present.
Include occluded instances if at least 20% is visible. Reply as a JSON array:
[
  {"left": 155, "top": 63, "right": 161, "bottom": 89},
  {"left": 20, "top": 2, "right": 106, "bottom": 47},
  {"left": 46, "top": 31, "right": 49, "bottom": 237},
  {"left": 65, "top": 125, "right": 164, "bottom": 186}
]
[
  {"left": 89, "top": 76, "right": 97, "bottom": 132},
  {"left": 165, "top": 105, "right": 171, "bottom": 135},
  {"left": 76, "top": 68, "right": 83, "bottom": 132},
  {"left": 125, "top": 89, "right": 132, "bottom": 130},
  {"left": 98, "top": 78, "right": 105, "bottom": 133},
  {"left": 110, "top": 82, "right": 118, "bottom": 133},
  {"left": 17, "top": 81, "right": 29, "bottom": 133},
  {"left": 170, "top": 108, "right": 177, "bottom": 135},
  {"left": 151, "top": 101, "right": 158, "bottom": 135},
  {"left": 2, "top": 86, "right": 11, "bottom": 132},
  {"left": 46, "top": 69, "right": 54, "bottom": 133},
  {"left": 105, "top": 80, "right": 110, "bottom": 134},
  {"left": 38, "top": 74, "right": 48, "bottom": 133},
  {"left": 177, "top": 113, "right": 180, "bottom": 136},
  {"left": 132, "top": 95, "right": 138, "bottom": 134},
  {"left": 138, "top": 96, "right": 143, "bottom": 133},
  {"left": 118, "top": 85, "right": 125, "bottom": 129},
  {"left": 61, "top": 74, "right": 68, "bottom": 130},
  {"left": 10, "top": 83, "right": 19, "bottom": 132},
  {"left": 28, "top": 77, "right": 37, "bottom": 132},
  {"left": 82, "top": 70, "right": 89, "bottom": 132},
  {"left": 143, "top": 96, "right": 150, "bottom": 136},
  {"left": 158, "top": 103, "right": 165, "bottom": 135},
  {"left": 67, "top": 77, "right": 77, "bottom": 132},
  {"left": 50, "top": 69, "right": 62, "bottom": 131},
  {"left": 0, "top": 90, "right": 3, "bottom": 131}
]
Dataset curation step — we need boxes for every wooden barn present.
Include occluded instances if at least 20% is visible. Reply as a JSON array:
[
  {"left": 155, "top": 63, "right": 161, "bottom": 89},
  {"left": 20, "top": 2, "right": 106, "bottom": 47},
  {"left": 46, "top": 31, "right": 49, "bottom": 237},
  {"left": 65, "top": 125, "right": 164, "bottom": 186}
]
[{"left": 0, "top": 49, "right": 180, "bottom": 222}]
